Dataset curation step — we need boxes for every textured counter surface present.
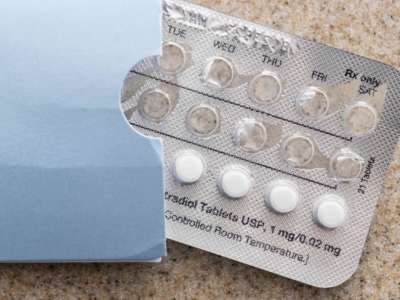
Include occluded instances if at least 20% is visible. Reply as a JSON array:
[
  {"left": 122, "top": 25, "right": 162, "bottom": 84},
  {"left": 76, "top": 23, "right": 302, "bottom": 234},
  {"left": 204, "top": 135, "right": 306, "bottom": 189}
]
[{"left": 1, "top": 1, "right": 399, "bottom": 299}]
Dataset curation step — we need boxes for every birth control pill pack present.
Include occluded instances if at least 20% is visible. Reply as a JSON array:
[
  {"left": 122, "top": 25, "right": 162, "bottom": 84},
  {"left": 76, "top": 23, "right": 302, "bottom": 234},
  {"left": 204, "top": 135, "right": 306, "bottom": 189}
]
[{"left": 121, "top": 0, "right": 400, "bottom": 287}]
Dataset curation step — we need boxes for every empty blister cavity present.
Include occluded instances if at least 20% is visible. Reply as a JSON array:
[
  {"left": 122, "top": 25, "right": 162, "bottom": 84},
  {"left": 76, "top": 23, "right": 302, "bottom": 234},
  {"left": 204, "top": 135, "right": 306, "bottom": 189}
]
[
  {"left": 159, "top": 42, "right": 188, "bottom": 74},
  {"left": 297, "top": 81, "right": 360, "bottom": 120},
  {"left": 281, "top": 133, "right": 316, "bottom": 168},
  {"left": 280, "top": 133, "right": 328, "bottom": 169},
  {"left": 218, "top": 165, "right": 253, "bottom": 199},
  {"left": 265, "top": 180, "right": 300, "bottom": 214},
  {"left": 329, "top": 148, "right": 364, "bottom": 181},
  {"left": 201, "top": 56, "right": 236, "bottom": 90},
  {"left": 234, "top": 118, "right": 268, "bottom": 152},
  {"left": 233, "top": 118, "right": 282, "bottom": 152},
  {"left": 248, "top": 71, "right": 282, "bottom": 104},
  {"left": 297, "top": 86, "right": 330, "bottom": 119},
  {"left": 138, "top": 88, "right": 175, "bottom": 122},
  {"left": 343, "top": 101, "right": 378, "bottom": 136},
  {"left": 172, "top": 149, "right": 206, "bottom": 184},
  {"left": 186, "top": 104, "right": 221, "bottom": 137},
  {"left": 313, "top": 194, "right": 347, "bottom": 229}
]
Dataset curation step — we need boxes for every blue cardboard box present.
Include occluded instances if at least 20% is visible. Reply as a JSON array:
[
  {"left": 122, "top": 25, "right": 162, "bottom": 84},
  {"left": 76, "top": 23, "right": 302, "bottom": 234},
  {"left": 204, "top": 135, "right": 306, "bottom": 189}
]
[{"left": 0, "top": 0, "right": 166, "bottom": 262}]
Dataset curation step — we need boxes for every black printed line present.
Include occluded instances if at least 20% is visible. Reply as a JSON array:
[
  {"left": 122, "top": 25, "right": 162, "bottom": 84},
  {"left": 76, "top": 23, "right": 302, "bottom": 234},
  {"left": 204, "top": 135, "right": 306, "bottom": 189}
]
[
  {"left": 130, "top": 122, "right": 338, "bottom": 190},
  {"left": 130, "top": 70, "right": 353, "bottom": 142}
]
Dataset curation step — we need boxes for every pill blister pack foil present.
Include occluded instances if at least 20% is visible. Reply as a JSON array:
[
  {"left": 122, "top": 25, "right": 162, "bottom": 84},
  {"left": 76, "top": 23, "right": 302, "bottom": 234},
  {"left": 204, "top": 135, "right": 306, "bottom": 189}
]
[{"left": 121, "top": 0, "right": 400, "bottom": 287}]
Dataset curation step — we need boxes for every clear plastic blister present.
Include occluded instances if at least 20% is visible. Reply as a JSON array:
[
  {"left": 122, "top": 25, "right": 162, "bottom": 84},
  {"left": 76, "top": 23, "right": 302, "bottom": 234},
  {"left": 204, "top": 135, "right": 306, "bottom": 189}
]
[{"left": 121, "top": 0, "right": 400, "bottom": 287}]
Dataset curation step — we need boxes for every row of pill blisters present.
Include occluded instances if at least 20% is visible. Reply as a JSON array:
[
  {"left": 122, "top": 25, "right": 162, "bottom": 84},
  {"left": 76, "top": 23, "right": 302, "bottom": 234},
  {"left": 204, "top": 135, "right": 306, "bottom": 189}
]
[
  {"left": 160, "top": 41, "right": 383, "bottom": 138},
  {"left": 170, "top": 148, "right": 348, "bottom": 229}
]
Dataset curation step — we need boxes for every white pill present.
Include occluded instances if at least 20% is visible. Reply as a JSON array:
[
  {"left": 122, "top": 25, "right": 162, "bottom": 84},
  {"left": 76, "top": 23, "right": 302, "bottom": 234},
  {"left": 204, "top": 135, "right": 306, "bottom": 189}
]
[
  {"left": 248, "top": 72, "right": 282, "bottom": 104},
  {"left": 313, "top": 194, "right": 347, "bottom": 229},
  {"left": 201, "top": 57, "right": 235, "bottom": 90},
  {"left": 218, "top": 166, "right": 252, "bottom": 199},
  {"left": 265, "top": 180, "right": 299, "bottom": 214},
  {"left": 173, "top": 150, "right": 205, "bottom": 184}
]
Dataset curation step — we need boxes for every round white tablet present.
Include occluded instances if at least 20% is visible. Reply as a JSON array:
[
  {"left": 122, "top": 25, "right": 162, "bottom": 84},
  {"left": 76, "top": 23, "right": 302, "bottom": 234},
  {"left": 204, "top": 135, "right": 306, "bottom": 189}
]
[
  {"left": 313, "top": 194, "right": 347, "bottom": 229},
  {"left": 265, "top": 180, "right": 299, "bottom": 214},
  {"left": 218, "top": 166, "right": 252, "bottom": 199},
  {"left": 173, "top": 150, "right": 205, "bottom": 184}
]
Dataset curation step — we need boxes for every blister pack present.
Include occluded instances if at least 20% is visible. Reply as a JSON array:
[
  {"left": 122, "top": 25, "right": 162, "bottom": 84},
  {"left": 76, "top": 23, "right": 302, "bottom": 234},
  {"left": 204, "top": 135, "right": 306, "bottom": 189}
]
[{"left": 121, "top": 0, "right": 400, "bottom": 287}]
